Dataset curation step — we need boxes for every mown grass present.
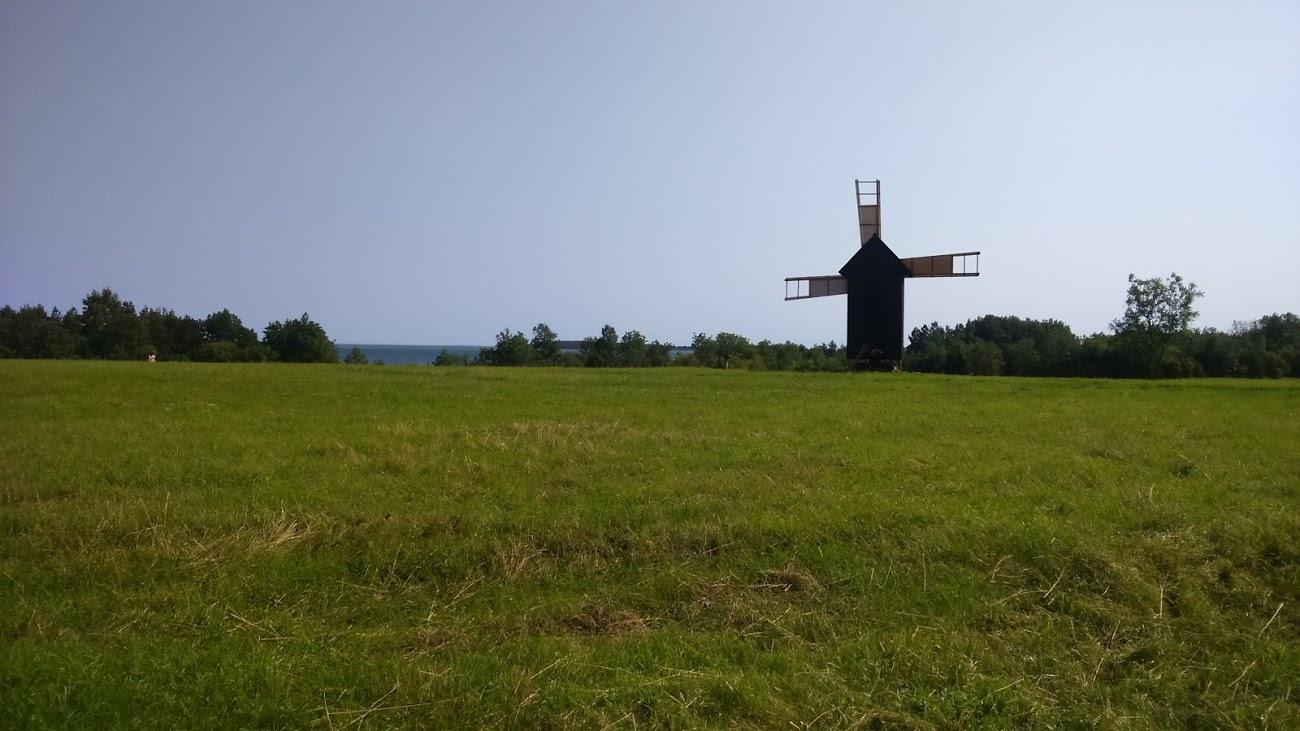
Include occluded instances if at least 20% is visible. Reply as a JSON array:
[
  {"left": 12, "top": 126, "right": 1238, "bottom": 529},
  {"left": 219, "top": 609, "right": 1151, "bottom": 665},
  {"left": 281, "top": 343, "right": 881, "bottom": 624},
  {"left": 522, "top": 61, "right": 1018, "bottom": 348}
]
[{"left": 1, "top": 361, "right": 1297, "bottom": 729}]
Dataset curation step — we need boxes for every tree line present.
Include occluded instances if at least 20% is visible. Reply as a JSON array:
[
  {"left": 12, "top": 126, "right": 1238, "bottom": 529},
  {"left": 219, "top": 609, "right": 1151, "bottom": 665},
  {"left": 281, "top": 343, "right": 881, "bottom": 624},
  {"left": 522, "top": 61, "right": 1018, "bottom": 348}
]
[
  {"left": 905, "top": 274, "right": 1299, "bottom": 378},
  {"left": 469, "top": 324, "right": 678, "bottom": 367},
  {"left": 459, "top": 273, "right": 1298, "bottom": 377},
  {"left": 459, "top": 324, "right": 850, "bottom": 371},
  {"left": 5, "top": 276, "right": 1297, "bottom": 377},
  {"left": 0, "top": 289, "right": 337, "bottom": 363},
  {"left": 905, "top": 313, "right": 1299, "bottom": 378}
]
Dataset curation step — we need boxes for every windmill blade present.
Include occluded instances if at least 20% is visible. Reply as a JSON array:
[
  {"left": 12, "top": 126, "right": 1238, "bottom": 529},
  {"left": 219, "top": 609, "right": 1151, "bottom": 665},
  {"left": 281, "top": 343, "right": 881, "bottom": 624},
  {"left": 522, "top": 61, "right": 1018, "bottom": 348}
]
[
  {"left": 784, "top": 275, "right": 847, "bottom": 300},
  {"left": 901, "top": 251, "right": 980, "bottom": 278},
  {"left": 857, "top": 179, "right": 880, "bottom": 245}
]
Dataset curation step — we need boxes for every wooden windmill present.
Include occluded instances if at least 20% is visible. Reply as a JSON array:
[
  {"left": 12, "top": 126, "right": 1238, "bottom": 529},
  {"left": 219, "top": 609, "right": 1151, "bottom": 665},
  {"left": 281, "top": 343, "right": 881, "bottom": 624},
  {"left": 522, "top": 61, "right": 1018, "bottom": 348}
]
[{"left": 784, "top": 180, "right": 980, "bottom": 369}]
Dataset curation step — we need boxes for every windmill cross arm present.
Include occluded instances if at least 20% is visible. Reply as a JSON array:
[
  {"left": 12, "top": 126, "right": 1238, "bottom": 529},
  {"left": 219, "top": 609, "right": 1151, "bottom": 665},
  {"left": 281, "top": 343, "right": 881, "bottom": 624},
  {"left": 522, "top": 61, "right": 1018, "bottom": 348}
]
[
  {"left": 901, "top": 251, "right": 981, "bottom": 278},
  {"left": 784, "top": 274, "right": 846, "bottom": 300}
]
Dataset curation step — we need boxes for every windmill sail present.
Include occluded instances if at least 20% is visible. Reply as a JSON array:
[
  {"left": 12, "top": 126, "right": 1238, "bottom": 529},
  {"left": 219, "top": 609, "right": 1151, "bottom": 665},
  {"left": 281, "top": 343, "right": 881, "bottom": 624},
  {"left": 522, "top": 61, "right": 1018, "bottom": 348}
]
[
  {"left": 857, "top": 179, "right": 880, "bottom": 244},
  {"left": 784, "top": 275, "right": 846, "bottom": 300},
  {"left": 900, "top": 251, "right": 981, "bottom": 277},
  {"left": 785, "top": 250, "right": 978, "bottom": 299}
]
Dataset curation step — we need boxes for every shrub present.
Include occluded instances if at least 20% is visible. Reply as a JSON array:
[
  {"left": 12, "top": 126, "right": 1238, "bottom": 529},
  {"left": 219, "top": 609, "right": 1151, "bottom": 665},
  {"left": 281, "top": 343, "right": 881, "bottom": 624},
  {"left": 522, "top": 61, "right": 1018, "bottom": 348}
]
[
  {"left": 433, "top": 349, "right": 470, "bottom": 366},
  {"left": 194, "top": 341, "right": 240, "bottom": 363}
]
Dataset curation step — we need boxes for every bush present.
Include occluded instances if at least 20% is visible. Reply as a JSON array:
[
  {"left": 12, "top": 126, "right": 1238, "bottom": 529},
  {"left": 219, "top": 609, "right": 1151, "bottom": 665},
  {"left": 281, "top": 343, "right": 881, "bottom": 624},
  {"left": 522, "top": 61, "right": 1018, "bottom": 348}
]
[
  {"left": 194, "top": 341, "right": 241, "bottom": 363},
  {"left": 433, "top": 349, "right": 470, "bottom": 366}
]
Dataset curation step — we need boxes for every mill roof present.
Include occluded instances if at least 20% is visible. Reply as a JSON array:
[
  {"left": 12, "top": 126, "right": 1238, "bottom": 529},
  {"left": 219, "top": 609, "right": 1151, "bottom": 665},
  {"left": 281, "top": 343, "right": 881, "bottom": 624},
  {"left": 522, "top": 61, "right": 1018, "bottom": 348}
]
[{"left": 838, "top": 233, "right": 911, "bottom": 279}]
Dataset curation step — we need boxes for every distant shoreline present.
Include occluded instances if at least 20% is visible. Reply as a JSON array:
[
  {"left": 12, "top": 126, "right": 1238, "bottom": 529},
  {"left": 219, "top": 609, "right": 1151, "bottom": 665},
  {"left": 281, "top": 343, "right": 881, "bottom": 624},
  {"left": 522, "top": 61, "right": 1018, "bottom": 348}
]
[
  {"left": 336, "top": 343, "right": 691, "bottom": 365},
  {"left": 335, "top": 344, "right": 482, "bottom": 365}
]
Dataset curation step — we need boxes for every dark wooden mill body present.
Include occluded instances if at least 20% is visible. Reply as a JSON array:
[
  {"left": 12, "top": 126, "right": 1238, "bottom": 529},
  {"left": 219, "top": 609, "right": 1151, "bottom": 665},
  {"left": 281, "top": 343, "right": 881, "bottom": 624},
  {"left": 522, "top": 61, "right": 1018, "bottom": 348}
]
[{"left": 785, "top": 180, "right": 980, "bottom": 368}]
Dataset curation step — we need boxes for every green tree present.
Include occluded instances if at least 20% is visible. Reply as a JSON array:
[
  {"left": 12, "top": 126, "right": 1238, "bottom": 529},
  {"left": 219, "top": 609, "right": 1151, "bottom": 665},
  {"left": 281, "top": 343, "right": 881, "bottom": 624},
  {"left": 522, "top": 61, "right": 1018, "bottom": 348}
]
[
  {"left": 262, "top": 313, "right": 337, "bottom": 363},
  {"left": 203, "top": 309, "right": 259, "bottom": 348},
  {"left": 59, "top": 308, "right": 88, "bottom": 357},
  {"left": 679, "top": 332, "right": 757, "bottom": 369},
  {"left": 962, "top": 315, "right": 1081, "bottom": 376},
  {"left": 1111, "top": 273, "right": 1203, "bottom": 377},
  {"left": 618, "top": 330, "right": 648, "bottom": 367},
  {"left": 714, "top": 332, "right": 755, "bottom": 368},
  {"left": 81, "top": 288, "right": 145, "bottom": 359},
  {"left": 478, "top": 329, "right": 533, "bottom": 366},
  {"left": 202, "top": 308, "right": 269, "bottom": 360},
  {"left": 343, "top": 346, "right": 369, "bottom": 365},
  {"left": 645, "top": 340, "right": 673, "bottom": 367},
  {"left": 530, "top": 323, "right": 562, "bottom": 364},
  {"left": 961, "top": 340, "right": 1004, "bottom": 375},
  {"left": 1112, "top": 273, "right": 1203, "bottom": 335},
  {"left": 1246, "top": 313, "right": 1300, "bottom": 375},
  {"left": 0, "top": 305, "right": 80, "bottom": 358},
  {"left": 1251, "top": 313, "right": 1300, "bottom": 352},
  {"left": 686, "top": 333, "right": 718, "bottom": 367},
  {"left": 905, "top": 323, "right": 951, "bottom": 373},
  {"left": 194, "top": 341, "right": 241, "bottom": 362},
  {"left": 140, "top": 307, "right": 204, "bottom": 360},
  {"left": 580, "top": 325, "right": 619, "bottom": 367}
]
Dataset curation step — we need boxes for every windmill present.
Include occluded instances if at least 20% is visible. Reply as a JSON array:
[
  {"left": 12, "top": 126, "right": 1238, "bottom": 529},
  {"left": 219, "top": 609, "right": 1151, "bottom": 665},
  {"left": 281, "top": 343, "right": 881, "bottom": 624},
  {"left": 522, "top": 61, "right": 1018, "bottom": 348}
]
[{"left": 784, "top": 179, "right": 980, "bottom": 369}]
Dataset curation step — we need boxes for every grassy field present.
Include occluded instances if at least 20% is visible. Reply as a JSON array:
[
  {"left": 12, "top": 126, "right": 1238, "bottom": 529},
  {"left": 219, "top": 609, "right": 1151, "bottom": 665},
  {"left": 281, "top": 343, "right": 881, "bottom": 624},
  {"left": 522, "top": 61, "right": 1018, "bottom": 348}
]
[{"left": 1, "top": 361, "right": 1297, "bottom": 729}]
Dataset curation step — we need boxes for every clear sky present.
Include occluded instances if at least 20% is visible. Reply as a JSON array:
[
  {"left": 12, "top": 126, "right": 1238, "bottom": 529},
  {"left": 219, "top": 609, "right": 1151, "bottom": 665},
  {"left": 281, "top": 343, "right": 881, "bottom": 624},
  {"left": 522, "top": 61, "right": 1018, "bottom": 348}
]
[{"left": 3, "top": 1, "right": 1297, "bottom": 345}]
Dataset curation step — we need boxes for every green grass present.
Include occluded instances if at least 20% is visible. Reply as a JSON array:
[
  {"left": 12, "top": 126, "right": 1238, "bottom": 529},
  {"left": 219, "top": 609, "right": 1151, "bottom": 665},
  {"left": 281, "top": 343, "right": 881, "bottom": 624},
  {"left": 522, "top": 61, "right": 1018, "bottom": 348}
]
[{"left": 2, "top": 361, "right": 1297, "bottom": 729}]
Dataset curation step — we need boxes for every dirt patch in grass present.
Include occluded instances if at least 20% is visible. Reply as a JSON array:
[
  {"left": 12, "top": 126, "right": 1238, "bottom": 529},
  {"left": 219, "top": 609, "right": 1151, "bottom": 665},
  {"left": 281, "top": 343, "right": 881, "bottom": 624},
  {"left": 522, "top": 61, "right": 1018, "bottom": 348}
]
[
  {"left": 558, "top": 604, "right": 652, "bottom": 635},
  {"left": 851, "top": 709, "right": 938, "bottom": 731},
  {"left": 755, "top": 563, "right": 820, "bottom": 592}
]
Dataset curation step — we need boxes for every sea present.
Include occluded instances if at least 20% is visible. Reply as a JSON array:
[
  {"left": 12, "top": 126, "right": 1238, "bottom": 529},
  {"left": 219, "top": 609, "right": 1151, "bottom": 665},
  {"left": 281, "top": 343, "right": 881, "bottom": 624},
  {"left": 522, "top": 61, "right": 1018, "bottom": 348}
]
[{"left": 336, "top": 344, "right": 483, "bottom": 365}]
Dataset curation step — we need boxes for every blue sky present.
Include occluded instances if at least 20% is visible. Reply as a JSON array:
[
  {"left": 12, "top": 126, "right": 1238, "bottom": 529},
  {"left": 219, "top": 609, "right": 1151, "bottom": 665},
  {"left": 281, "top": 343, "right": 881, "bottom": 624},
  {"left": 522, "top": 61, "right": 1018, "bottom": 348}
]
[{"left": 2, "top": 1, "right": 1297, "bottom": 345}]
